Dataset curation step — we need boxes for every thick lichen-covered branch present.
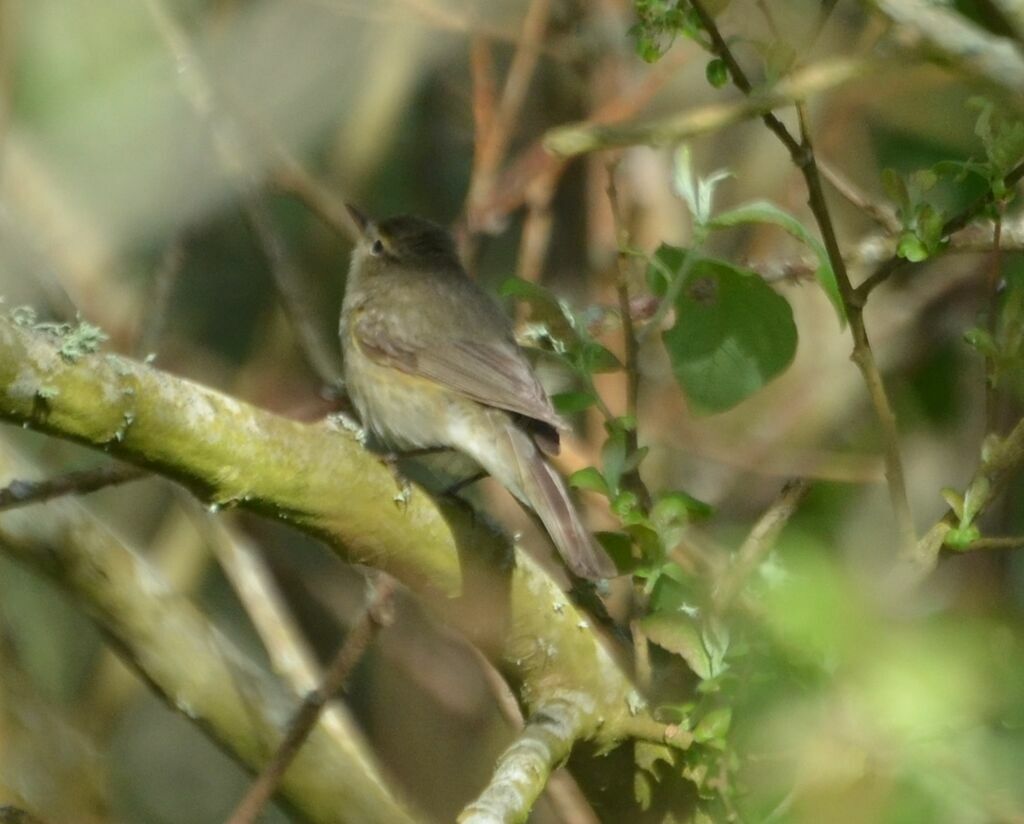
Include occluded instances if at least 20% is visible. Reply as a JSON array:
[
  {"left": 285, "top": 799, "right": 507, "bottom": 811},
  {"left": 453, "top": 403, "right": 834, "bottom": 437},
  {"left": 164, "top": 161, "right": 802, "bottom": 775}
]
[
  {"left": 0, "top": 446, "right": 412, "bottom": 824},
  {"left": 0, "top": 318, "right": 641, "bottom": 791},
  {"left": 458, "top": 702, "right": 583, "bottom": 824}
]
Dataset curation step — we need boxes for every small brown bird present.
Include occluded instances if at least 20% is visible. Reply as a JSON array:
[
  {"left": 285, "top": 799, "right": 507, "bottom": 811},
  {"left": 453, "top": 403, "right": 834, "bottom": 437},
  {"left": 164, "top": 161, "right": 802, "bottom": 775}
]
[{"left": 340, "top": 207, "right": 617, "bottom": 580}]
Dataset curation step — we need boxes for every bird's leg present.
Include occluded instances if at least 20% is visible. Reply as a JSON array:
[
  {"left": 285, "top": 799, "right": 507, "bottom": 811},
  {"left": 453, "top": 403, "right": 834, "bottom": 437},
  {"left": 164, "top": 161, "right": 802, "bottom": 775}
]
[
  {"left": 442, "top": 470, "right": 489, "bottom": 497},
  {"left": 386, "top": 446, "right": 451, "bottom": 459},
  {"left": 376, "top": 452, "right": 413, "bottom": 509}
]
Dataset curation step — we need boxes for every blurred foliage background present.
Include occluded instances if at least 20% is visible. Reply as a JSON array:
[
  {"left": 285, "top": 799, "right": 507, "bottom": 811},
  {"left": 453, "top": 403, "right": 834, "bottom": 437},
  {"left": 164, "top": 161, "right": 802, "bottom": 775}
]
[{"left": 2, "top": 0, "right": 1024, "bottom": 822}]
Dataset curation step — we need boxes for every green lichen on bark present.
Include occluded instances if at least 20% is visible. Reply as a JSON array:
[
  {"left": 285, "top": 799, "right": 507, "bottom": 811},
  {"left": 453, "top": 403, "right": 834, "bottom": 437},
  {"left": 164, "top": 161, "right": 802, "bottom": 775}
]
[{"left": 0, "top": 318, "right": 639, "bottom": 747}]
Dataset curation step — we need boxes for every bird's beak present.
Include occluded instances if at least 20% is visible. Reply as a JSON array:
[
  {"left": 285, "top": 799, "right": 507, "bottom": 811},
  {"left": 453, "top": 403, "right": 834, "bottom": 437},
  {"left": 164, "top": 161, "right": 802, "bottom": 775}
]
[{"left": 345, "top": 203, "right": 370, "bottom": 236}]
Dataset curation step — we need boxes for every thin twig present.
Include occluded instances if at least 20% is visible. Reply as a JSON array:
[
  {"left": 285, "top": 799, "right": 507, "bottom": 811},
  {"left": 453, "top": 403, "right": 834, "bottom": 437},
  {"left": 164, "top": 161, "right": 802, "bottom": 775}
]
[
  {"left": 960, "top": 535, "right": 1024, "bottom": 552},
  {"left": 189, "top": 500, "right": 359, "bottom": 748},
  {"left": 606, "top": 163, "right": 652, "bottom": 509},
  {"left": 713, "top": 479, "right": 810, "bottom": 613},
  {"left": 812, "top": 0, "right": 841, "bottom": 46},
  {"left": 985, "top": 209, "right": 1005, "bottom": 432},
  {"left": 544, "top": 57, "right": 870, "bottom": 157},
  {"left": 0, "top": 464, "right": 147, "bottom": 512},
  {"left": 226, "top": 576, "right": 398, "bottom": 824},
  {"left": 817, "top": 157, "right": 902, "bottom": 234},
  {"left": 630, "top": 618, "right": 652, "bottom": 693},
  {"left": 0, "top": 807, "right": 48, "bottom": 824},
  {"left": 913, "top": 414, "right": 1024, "bottom": 572},
  {"left": 241, "top": 195, "right": 344, "bottom": 387},
  {"left": 145, "top": 0, "right": 344, "bottom": 389},
  {"left": 856, "top": 160, "right": 1024, "bottom": 301},
  {"left": 465, "top": 0, "right": 551, "bottom": 239},
  {"left": 794, "top": 102, "right": 917, "bottom": 557},
  {"left": 269, "top": 150, "right": 358, "bottom": 241},
  {"left": 134, "top": 238, "right": 184, "bottom": 361},
  {"left": 475, "top": 50, "right": 687, "bottom": 232}
]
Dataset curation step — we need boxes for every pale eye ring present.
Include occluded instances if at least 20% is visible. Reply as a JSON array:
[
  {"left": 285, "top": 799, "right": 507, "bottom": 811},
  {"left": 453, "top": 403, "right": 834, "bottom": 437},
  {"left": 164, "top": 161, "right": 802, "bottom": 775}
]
[{"left": 370, "top": 239, "right": 384, "bottom": 256}]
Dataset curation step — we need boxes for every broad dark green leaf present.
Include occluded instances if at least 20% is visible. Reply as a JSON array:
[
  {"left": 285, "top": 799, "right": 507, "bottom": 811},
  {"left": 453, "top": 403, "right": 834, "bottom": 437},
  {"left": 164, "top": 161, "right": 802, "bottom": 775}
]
[
  {"left": 661, "top": 257, "right": 797, "bottom": 413},
  {"left": 708, "top": 201, "right": 844, "bottom": 324},
  {"left": 551, "top": 390, "right": 596, "bottom": 414},
  {"left": 640, "top": 611, "right": 713, "bottom": 679},
  {"left": 569, "top": 466, "right": 609, "bottom": 496},
  {"left": 499, "top": 276, "right": 559, "bottom": 305},
  {"left": 693, "top": 707, "right": 732, "bottom": 744},
  {"left": 579, "top": 341, "right": 622, "bottom": 374},
  {"left": 645, "top": 244, "right": 690, "bottom": 296}
]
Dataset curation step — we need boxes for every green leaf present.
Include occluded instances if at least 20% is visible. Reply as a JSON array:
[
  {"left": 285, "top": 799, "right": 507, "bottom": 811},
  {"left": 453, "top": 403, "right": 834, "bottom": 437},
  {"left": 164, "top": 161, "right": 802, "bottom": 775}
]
[
  {"left": 693, "top": 707, "right": 732, "bottom": 744},
  {"left": 634, "top": 770, "right": 654, "bottom": 810},
  {"left": 596, "top": 531, "right": 635, "bottom": 570},
  {"left": 705, "top": 58, "right": 728, "bottom": 88},
  {"left": 652, "top": 490, "right": 713, "bottom": 523},
  {"left": 672, "top": 145, "right": 731, "bottom": 226},
  {"left": 579, "top": 341, "right": 622, "bottom": 374},
  {"left": 499, "top": 276, "right": 558, "bottom": 305},
  {"left": 897, "top": 231, "right": 929, "bottom": 262},
  {"left": 612, "top": 490, "right": 647, "bottom": 526},
  {"left": 635, "top": 740, "right": 676, "bottom": 774},
  {"left": 661, "top": 258, "right": 798, "bottom": 413},
  {"left": 881, "top": 168, "right": 911, "bottom": 216},
  {"left": 648, "top": 568, "right": 694, "bottom": 613},
  {"left": 915, "top": 203, "right": 945, "bottom": 255},
  {"left": 708, "top": 200, "right": 844, "bottom": 325},
  {"left": 602, "top": 427, "right": 628, "bottom": 496},
  {"left": 626, "top": 524, "right": 664, "bottom": 565},
  {"left": 964, "top": 327, "right": 997, "bottom": 357},
  {"left": 646, "top": 244, "right": 689, "bottom": 296},
  {"left": 640, "top": 611, "right": 714, "bottom": 679},
  {"left": 961, "top": 476, "right": 991, "bottom": 526},
  {"left": 764, "top": 41, "right": 797, "bottom": 82},
  {"left": 940, "top": 487, "right": 965, "bottom": 520},
  {"left": 551, "top": 391, "right": 595, "bottom": 414},
  {"left": 944, "top": 525, "right": 981, "bottom": 551},
  {"left": 569, "top": 467, "right": 609, "bottom": 497}
]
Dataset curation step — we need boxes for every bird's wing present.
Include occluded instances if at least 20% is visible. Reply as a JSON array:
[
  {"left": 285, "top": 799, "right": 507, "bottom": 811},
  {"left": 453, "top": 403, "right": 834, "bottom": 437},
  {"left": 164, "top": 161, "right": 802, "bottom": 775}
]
[{"left": 352, "top": 307, "right": 566, "bottom": 433}]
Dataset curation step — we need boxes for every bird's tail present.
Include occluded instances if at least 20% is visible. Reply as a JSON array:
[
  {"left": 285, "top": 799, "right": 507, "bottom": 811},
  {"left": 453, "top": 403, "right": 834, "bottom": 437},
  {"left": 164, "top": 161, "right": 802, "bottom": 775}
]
[{"left": 499, "top": 422, "right": 617, "bottom": 580}]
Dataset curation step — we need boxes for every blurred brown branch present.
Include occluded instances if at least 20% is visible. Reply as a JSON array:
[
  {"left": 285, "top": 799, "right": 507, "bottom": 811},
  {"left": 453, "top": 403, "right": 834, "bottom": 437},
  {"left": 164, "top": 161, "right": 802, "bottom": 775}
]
[
  {"left": 145, "top": 0, "right": 345, "bottom": 389},
  {"left": 544, "top": 57, "right": 874, "bottom": 157},
  {"left": 869, "top": 0, "right": 1024, "bottom": 94},
  {"left": 0, "top": 464, "right": 147, "bottom": 513},
  {"left": 227, "top": 576, "right": 398, "bottom": 824},
  {"left": 712, "top": 479, "right": 811, "bottom": 613},
  {"left": 0, "top": 442, "right": 413, "bottom": 824}
]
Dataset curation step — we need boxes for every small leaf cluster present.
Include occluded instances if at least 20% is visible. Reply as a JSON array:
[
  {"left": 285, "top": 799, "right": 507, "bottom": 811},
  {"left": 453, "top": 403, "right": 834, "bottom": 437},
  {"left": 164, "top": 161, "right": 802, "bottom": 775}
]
[
  {"left": 885, "top": 98, "right": 1024, "bottom": 263},
  {"left": 629, "top": 0, "right": 709, "bottom": 63}
]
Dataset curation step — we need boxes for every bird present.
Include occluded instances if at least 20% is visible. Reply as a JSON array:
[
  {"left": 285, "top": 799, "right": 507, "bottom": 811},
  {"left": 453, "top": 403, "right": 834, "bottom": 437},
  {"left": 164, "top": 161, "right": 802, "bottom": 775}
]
[{"left": 339, "top": 206, "right": 617, "bottom": 580}]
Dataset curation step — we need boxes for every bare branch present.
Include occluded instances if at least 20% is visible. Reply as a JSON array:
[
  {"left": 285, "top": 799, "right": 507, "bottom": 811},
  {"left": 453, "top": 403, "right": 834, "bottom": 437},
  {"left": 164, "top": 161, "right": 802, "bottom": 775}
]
[
  {"left": 870, "top": 0, "right": 1024, "bottom": 94},
  {"left": 227, "top": 577, "right": 398, "bottom": 824},
  {"left": 544, "top": 57, "right": 873, "bottom": 157},
  {"left": 0, "top": 464, "right": 147, "bottom": 513},
  {"left": 0, "top": 444, "right": 413, "bottom": 824},
  {"left": 0, "top": 318, "right": 644, "bottom": 765},
  {"left": 713, "top": 479, "right": 810, "bottom": 613}
]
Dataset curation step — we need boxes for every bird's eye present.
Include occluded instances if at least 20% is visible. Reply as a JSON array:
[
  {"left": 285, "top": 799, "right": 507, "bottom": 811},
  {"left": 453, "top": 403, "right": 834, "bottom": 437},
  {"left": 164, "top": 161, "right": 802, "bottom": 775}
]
[{"left": 370, "top": 239, "right": 384, "bottom": 256}]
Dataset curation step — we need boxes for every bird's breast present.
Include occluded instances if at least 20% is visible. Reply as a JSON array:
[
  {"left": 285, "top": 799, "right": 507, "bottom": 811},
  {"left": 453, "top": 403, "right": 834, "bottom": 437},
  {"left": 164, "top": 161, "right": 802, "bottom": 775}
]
[{"left": 343, "top": 334, "right": 463, "bottom": 451}]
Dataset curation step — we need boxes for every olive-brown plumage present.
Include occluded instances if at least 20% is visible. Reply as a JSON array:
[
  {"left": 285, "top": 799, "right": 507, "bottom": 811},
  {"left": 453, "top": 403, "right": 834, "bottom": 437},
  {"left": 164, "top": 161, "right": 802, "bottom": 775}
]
[{"left": 340, "top": 209, "right": 616, "bottom": 580}]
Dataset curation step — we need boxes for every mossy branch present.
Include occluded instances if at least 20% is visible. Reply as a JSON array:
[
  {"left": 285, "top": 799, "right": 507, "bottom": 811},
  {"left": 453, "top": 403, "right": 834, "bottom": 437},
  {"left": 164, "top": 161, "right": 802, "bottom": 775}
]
[
  {"left": 0, "top": 445, "right": 413, "bottom": 824},
  {"left": 0, "top": 317, "right": 645, "bottom": 817}
]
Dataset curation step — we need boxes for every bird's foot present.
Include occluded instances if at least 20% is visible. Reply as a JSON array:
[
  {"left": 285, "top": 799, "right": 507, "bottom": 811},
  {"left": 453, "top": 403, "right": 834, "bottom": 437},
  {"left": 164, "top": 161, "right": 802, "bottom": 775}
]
[{"left": 442, "top": 470, "right": 488, "bottom": 498}]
